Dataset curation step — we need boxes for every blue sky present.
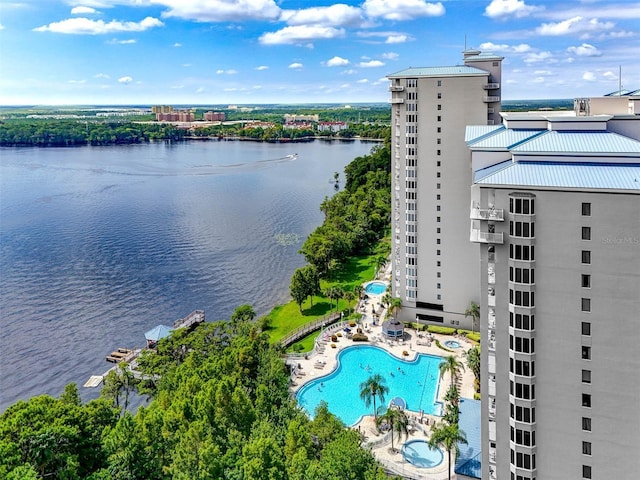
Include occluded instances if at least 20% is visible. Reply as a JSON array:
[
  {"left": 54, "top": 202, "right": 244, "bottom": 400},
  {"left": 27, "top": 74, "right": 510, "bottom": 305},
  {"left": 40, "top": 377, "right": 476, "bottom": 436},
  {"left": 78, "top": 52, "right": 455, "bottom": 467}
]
[{"left": 0, "top": 0, "right": 638, "bottom": 105}]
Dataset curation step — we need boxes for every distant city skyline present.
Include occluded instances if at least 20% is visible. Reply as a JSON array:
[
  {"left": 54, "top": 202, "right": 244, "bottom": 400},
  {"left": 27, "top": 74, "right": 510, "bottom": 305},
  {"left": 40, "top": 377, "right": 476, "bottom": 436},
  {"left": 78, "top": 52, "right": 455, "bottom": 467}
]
[{"left": 1, "top": 0, "right": 638, "bottom": 106}]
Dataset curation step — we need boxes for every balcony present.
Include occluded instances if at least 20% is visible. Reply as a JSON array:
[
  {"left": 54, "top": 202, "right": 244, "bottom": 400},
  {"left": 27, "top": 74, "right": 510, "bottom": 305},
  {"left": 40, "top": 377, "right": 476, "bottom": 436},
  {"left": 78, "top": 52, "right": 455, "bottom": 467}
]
[
  {"left": 389, "top": 85, "right": 405, "bottom": 92},
  {"left": 470, "top": 207, "right": 504, "bottom": 221},
  {"left": 470, "top": 228, "right": 504, "bottom": 244},
  {"left": 390, "top": 97, "right": 405, "bottom": 104},
  {"left": 483, "top": 83, "right": 500, "bottom": 90},
  {"left": 484, "top": 96, "right": 501, "bottom": 103}
]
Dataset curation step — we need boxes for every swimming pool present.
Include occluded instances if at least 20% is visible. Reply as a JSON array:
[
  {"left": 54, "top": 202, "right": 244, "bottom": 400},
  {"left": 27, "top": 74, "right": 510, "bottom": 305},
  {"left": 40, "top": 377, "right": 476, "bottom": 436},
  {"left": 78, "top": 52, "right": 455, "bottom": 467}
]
[
  {"left": 365, "top": 281, "right": 387, "bottom": 295},
  {"left": 296, "top": 346, "right": 443, "bottom": 426},
  {"left": 444, "top": 340, "right": 461, "bottom": 349},
  {"left": 402, "top": 439, "right": 444, "bottom": 468}
]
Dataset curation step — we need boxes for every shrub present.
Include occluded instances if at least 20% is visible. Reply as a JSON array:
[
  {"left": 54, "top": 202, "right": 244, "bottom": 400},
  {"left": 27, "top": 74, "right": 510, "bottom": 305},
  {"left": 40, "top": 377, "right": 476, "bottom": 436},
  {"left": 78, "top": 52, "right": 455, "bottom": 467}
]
[
  {"left": 291, "top": 343, "right": 305, "bottom": 353},
  {"left": 467, "top": 332, "right": 481, "bottom": 343},
  {"left": 427, "top": 325, "right": 456, "bottom": 335},
  {"left": 434, "top": 339, "right": 455, "bottom": 352},
  {"left": 474, "top": 392, "right": 481, "bottom": 400},
  {"left": 352, "top": 333, "right": 369, "bottom": 342}
]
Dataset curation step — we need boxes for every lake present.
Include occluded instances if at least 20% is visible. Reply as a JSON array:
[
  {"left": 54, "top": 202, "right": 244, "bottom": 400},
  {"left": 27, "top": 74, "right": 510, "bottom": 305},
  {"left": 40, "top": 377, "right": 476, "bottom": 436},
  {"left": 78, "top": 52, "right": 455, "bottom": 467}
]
[{"left": 0, "top": 139, "right": 376, "bottom": 410}]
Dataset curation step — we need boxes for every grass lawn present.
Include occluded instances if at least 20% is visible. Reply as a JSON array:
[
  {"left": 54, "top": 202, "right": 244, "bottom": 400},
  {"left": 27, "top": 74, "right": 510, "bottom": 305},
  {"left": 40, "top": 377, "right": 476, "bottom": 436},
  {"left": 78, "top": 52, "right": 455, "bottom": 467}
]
[{"left": 266, "top": 241, "right": 389, "bottom": 344}]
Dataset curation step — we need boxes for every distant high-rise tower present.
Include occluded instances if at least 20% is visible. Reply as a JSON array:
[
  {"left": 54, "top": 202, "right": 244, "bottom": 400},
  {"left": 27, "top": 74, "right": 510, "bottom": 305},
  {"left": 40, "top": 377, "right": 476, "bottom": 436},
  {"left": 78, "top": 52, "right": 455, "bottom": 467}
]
[{"left": 387, "top": 50, "right": 503, "bottom": 329}]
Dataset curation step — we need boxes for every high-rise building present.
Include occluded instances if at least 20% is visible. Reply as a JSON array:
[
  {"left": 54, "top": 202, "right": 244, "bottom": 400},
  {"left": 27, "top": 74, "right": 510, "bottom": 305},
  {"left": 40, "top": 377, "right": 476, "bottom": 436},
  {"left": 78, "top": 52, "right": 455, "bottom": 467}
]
[
  {"left": 387, "top": 50, "right": 502, "bottom": 330},
  {"left": 467, "top": 113, "right": 640, "bottom": 480}
]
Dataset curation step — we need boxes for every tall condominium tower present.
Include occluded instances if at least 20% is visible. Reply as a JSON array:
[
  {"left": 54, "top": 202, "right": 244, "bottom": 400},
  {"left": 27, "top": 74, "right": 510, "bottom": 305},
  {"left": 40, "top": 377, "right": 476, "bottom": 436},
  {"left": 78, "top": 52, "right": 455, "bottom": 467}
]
[
  {"left": 387, "top": 50, "right": 502, "bottom": 329},
  {"left": 467, "top": 113, "right": 640, "bottom": 480}
]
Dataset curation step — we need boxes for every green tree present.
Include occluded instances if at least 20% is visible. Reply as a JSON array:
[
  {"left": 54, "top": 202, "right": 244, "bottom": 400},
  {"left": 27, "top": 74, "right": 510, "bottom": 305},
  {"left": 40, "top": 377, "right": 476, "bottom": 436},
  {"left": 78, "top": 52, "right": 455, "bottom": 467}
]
[
  {"left": 428, "top": 422, "right": 468, "bottom": 480},
  {"left": 290, "top": 268, "right": 308, "bottom": 312},
  {"left": 465, "top": 301, "right": 480, "bottom": 333},
  {"left": 101, "top": 362, "right": 138, "bottom": 413},
  {"left": 464, "top": 345, "right": 481, "bottom": 390},
  {"left": 439, "top": 355, "right": 466, "bottom": 389},
  {"left": 359, "top": 374, "right": 389, "bottom": 421},
  {"left": 302, "top": 264, "right": 320, "bottom": 307},
  {"left": 231, "top": 304, "right": 256, "bottom": 323},
  {"left": 376, "top": 407, "right": 409, "bottom": 453}
]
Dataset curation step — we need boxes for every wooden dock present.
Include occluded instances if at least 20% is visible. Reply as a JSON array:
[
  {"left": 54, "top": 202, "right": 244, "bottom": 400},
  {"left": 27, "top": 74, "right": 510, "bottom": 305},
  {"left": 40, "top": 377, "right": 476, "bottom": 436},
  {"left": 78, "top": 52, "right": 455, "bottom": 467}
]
[{"left": 84, "top": 310, "right": 205, "bottom": 388}]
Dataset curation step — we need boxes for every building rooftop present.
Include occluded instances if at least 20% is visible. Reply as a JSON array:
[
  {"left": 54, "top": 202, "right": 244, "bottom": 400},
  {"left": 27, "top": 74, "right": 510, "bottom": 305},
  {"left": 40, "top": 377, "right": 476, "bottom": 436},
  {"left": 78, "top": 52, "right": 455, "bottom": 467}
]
[
  {"left": 387, "top": 65, "right": 489, "bottom": 78},
  {"left": 463, "top": 52, "right": 504, "bottom": 62},
  {"left": 475, "top": 161, "right": 640, "bottom": 191},
  {"left": 511, "top": 130, "right": 640, "bottom": 155},
  {"left": 465, "top": 125, "right": 503, "bottom": 143},
  {"left": 467, "top": 128, "right": 545, "bottom": 150}
]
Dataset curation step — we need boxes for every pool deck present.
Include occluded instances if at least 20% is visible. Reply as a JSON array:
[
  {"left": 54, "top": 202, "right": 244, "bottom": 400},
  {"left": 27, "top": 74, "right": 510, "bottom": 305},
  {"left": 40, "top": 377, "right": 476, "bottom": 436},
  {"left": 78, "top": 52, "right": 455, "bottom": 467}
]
[{"left": 287, "top": 279, "right": 477, "bottom": 480}]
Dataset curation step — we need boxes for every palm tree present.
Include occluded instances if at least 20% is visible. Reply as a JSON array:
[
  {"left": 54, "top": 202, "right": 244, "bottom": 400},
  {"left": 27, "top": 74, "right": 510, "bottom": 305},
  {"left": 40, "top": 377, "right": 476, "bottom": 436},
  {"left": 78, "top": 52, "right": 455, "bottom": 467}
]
[
  {"left": 359, "top": 374, "right": 389, "bottom": 422},
  {"left": 376, "top": 406, "right": 409, "bottom": 453},
  {"left": 465, "top": 302, "right": 480, "bottom": 333},
  {"left": 428, "top": 422, "right": 467, "bottom": 480},
  {"left": 381, "top": 293, "right": 393, "bottom": 310},
  {"left": 389, "top": 297, "right": 402, "bottom": 319},
  {"left": 464, "top": 345, "right": 481, "bottom": 389},
  {"left": 375, "top": 255, "right": 387, "bottom": 277},
  {"left": 354, "top": 284, "right": 364, "bottom": 302},
  {"left": 343, "top": 291, "right": 356, "bottom": 315},
  {"left": 439, "top": 355, "right": 466, "bottom": 389}
]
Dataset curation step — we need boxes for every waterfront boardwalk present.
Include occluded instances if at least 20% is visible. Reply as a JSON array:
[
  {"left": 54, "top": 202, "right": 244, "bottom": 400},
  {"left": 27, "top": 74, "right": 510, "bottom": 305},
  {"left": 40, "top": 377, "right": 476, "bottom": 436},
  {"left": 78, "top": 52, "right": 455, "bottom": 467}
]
[{"left": 83, "top": 310, "right": 205, "bottom": 388}]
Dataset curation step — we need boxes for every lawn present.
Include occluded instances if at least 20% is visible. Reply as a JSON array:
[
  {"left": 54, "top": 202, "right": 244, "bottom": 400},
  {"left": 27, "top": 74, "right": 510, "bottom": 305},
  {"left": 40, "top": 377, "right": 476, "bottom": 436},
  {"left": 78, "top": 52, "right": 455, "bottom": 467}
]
[{"left": 266, "top": 240, "right": 389, "bottom": 344}]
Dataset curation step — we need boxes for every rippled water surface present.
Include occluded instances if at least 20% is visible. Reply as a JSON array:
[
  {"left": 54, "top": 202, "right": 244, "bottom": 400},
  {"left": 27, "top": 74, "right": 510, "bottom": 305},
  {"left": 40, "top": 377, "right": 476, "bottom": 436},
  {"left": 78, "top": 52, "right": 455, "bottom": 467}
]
[{"left": 0, "top": 139, "right": 375, "bottom": 410}]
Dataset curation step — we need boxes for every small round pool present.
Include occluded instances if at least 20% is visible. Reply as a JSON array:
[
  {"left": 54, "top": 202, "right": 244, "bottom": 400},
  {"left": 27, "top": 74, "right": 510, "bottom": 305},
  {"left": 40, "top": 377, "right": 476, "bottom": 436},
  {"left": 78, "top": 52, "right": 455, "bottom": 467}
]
[
  {"left": 365, "top": 281, "right": 387, "bottom": 295},
  {"left": 444, "top": 340, "right": 461, "bottom": 349},
  {"left": 402, "top": 440, "right": 444, "bottom": 468}
]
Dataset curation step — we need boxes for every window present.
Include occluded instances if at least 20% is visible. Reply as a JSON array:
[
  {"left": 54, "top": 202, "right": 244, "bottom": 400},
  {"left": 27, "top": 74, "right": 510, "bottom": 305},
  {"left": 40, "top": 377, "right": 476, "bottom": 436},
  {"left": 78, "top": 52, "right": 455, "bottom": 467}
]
[
  {"left": 437, "top": 283, "right": 441, "bottom": 289},
  {"left": 509, "top": 197, "right": 535, "bottom": 215},
  {"left": 437, "top": 138, "right": 441, "bottom": 144},
  {"left": 437, "top": 216, "right": 441, "bottom": 223},
  {"left": 437, "top": 92, "right": 442, "bottom": 99},
  {"left": 582, "top": 370, "right": 591, "bottom": 383},
  {"left": 436, "top": 205, "right": 441, "bottom": 211},
  {"left": 582, "top": 322, "right": 591, "bottom": 336},
  {"left": 436, "top": 194, "right": 441, "bottom": 200},
  {"left": 437, "top": 80, "right": 442, "bottom": 86},
  {"left": 437, "top": 294, "right": 441, "bottom": 300},
  {"left": 437, "top": 115, "right": 441, "bottom": 122},
  {"left": 436, "top": 238, "right": 441, "bottom": 244},
  {"left": 582, "top": 202, "right": 591, "bottom": 216},
  {"left": 581, "top": 298, "right": 591, "bottom": 312},
  {"left": 582, "top": 250, "right": 591, "bottom": 264},
  {"left": 436, "top": 227, "right": 441, "bottom": 233},
  {"left": 582, "top": 346, "right": 591, "bottom": 360},
  {"left": 582, "top": 227, "right": 591, "bottom": 240},
  {"left": 582, "top": 274, "right": 591, "bottom": 288},
  {"left": 436, "top": 261, "right": 441, "bottom": 267},
  {"left": 582, "top": 441, "right": 592, "bottom": 455},
  {"left": 582, "top": 417, "right": 592, "bottom": 431},
  {"left": 437, "top": 127, "right": 441, "bottom": 133},
  {"left": 437, "top": 272, "right": 441, "bottom": 278},
  {"left": 582, "top": 393, "right": 592, "bottom": 408},
  {"left": 437, "top": 150, "right": 441, "bottom": 155},
  {"left": 437, "top": 249, "right": 441, "bottom": 256},
  {"left": 437, "top": 104, "right": 442, "bottom": 110},
  {"left": 583, "top": 465, "right": 592, "bottom": 479}
]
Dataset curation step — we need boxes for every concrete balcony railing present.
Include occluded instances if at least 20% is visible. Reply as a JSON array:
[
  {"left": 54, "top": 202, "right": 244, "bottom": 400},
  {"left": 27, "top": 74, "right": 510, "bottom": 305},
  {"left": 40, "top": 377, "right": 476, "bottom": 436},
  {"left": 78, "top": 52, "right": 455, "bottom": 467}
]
[
  {"left": 470, "top": 228, "right": 504, "bottom": 244},
  {"left": 484, "top": 83, "right": 500, "bottom": 90},
  {"left": 389, "top": 85, "right": 405, "bottom": 92},
  {"left": 471, "top": 207, "right": 504, "bottom": 221},
  {"left": 484, "top": 96, "right": 501, "bottom": 103},
  {"left": 390, "top": 97, "right": 405, "bottom": 104}
]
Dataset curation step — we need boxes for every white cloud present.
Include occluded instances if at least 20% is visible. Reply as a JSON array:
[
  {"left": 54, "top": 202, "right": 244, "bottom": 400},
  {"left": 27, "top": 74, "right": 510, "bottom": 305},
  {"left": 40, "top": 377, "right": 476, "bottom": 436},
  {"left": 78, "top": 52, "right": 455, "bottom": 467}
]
[
  {"left": 536, "top": 16, "right": 613, "bottom": 36},
  {"left": 533, "top": 70, "right": 552, "bottom": 75},
  {"left": 358, "top": 60, "right": 385, "bottom": 68},
  {"left": 33, "top": 16, "right": 163, "bottom": 35},
  {"left": 255, "top": 65, "right": 269, "bottom": 70},
  {"left": 196, "top": 87, "right": 205, "bottom": 93},
  {"left": 108, "top": 38, "right": 136, "bottom": 44},
  {"left": 173, "top": 42, "right": 182, "bottom": 47},
  {"left": 523, "top": 51, "right": 553, "bottom": 63},
  {"left": 288, "top": 62, "right": 303, "bottom": 69},
  {"left": 94, "top": 73, "right": 110, "bottom": 79},
  {"left": 363, "top": 0, "right": 445, "bottom": 21},
  {"left": 342, "top": 69, "right": 358, "bottom": 75},
  {"left": 280, "top": 4, "right": 364, "bottom": 27},
  {"left": 182, "top": 63, "right": 191, "bottom": 67},
  {"left": 386, "top": 34, "right": 408, "bottom": 44},
  {"left": 356, "top": 78, "right": 369, "bottom": 83},
  {"left": 157, "top": 0, "right": 281, "bottom": 22},
  {"left": 326, "top": 56, "right": 350, "bottom": 67},
  {"left": 479, "top": 41, "right": 532, "bottom": 53},
  {"left": 171, "top": 84, "right": 184, "bottom": 89},
  {"left": 382, "top": 52, "right": 399, "bottom": 60},
  {"left": 603, "top": 71, "right": 618, "bottom": 80},
  {"left": 567, "top": 43, "right": 602, "bottom": 57},
  {"left": 532, "top": 77, "right": 545, "bottom": 83},
  {"left": 71, "top": 6, "right": 98, "bottom": 15},
  {"left": 484, "top": 0, "right": 540, "bottom": 18},
  {"left": 259, "top": 25, "right": 345, "bottom": 45},
  {"left": 67, "top": 79, "right": 86, "bottom": 84},
  {"left": 582, "top": 71, "right": 596, "bottom": 81},
  {"left": 0, "top": 24, "right": 4, "bottom": 30},
  {"left": 118, "top": 76, "right": 133, "bottom": 84},
  {"left": 216, "top": 69, "right": 238, "bottom": 74}
]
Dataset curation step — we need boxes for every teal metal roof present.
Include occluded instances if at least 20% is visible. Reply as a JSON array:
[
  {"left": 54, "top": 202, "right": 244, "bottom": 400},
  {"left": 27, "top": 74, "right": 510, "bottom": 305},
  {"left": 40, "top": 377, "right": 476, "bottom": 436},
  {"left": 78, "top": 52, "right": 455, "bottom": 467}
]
[
  {"left": 465, "top": 125, "right": 504, "bottom": 143},
  {"left": 455, "top": 398, "right": 481, "bottom": 479},
  {"left": 387, "top": 65, "right": 489, "bottom": 78},
  {"left": 511, "top": 131, "right": 640, "bottom": 154},
  {"left": 464, "top": 52, "right": 504, "bottom": 61},
  {"left": 469, "top": 129, "right": 545, "bottom": 149},
  {"left": 475, "top": 161, "right": 640, "bottom": 190}
]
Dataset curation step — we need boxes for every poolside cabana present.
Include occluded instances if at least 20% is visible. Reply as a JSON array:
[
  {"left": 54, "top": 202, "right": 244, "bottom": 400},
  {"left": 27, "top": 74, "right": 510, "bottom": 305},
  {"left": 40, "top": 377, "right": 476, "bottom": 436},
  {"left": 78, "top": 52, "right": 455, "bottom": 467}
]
[
  {"left": 382, "top": 318, "right": 404, "bottom": 338},
  {"left": 145, "top": 324, "right": 174, "bottom": 348}
]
